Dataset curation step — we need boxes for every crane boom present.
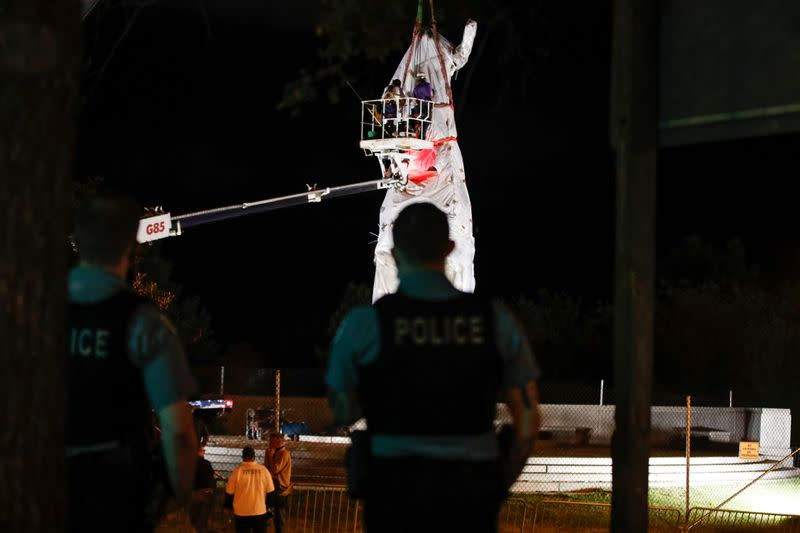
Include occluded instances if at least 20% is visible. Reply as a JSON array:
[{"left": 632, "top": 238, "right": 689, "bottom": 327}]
[{"left": 136, "top": 177, "right": 401, "bottom": 243}]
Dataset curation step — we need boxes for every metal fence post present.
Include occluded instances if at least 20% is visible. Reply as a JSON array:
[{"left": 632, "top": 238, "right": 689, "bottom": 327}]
[
  {"left": 219, "top": 365, "right": 224, "bottom": 396},
  {"left": 600, "top": 379, "right": 605, "bottom": 406},
  {"left": 275, "top": 369, "right": 281, "bottom": 433},
  {"left": 685, "top": 395, "right": 691, "bottom": 527}
]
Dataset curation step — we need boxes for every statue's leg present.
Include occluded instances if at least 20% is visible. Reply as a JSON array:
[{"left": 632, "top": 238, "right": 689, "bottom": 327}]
[
  {"left": 372, "top": 196, "right": 400, "bottom": 302},
  {"left": 436, "top": 143, "right": 476, "bottom": 293},
  {"left": 373, "top": 242, "right": 398, "bottom": 302}
]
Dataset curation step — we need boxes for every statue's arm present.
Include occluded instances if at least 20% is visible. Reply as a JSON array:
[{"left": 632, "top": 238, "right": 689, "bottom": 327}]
[{"left": 452, "top": 19, "right": 478, "bottom": 70}]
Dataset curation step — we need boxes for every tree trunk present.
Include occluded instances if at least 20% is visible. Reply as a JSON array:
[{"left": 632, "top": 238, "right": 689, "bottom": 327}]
[
  {"left": 0, "top": 1, "right": 80, "bottom": 531},
  {"left": 609, "top": 0, "right": 658, "bottom": 531}
]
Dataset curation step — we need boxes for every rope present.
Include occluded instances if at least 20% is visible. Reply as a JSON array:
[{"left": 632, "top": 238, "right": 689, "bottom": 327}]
[
  {"left": 424, "top": 0, "right": 454, "bottom": 107},
  {"left": 431, "top": 21, "right": 454, "bottom": 109},
  {"left": 401, "top": 31, "right": 419, "bottom": 87},
  {"left": 402, "top": 0, "right": 424, "bottom": 87}
]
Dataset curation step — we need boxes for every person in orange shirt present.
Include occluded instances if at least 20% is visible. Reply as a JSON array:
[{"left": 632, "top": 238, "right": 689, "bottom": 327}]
[{"left": 226, "top": 446, "right": 275, "bottom": 533}]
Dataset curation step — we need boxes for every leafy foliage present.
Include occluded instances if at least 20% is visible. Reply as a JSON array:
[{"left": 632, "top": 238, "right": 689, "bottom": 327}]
[
  {"left": 278, "top": 0, "right": 552, "bottom": 115},
  {"left": 132, "top": 271, "right": 176, "bottom": 310},
  {"left": 496, "top": 236, "right": 798, "bottom": 410},
  {"left": 655, "top": 236, "right": 798, "bottom": 406},
  {"left": 134, "top": 243, "right": 220, "bottom": 363},
  {"left": 504, "top": 290, "right": 611, "bottom": 381},
  {"left": 659, "top": 235, "right": 754, "bottom": 291}
]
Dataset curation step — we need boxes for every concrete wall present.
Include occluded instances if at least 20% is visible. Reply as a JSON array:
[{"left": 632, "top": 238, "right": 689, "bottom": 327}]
[
  {"left": 541, "top": 404, "right": 792, "bottom": 458},
  {"left": 539, "top": 405, "right": 616, "bottom": 445},
  {"left": 748, "top": 408, "right": 793, "bottom": 458}
]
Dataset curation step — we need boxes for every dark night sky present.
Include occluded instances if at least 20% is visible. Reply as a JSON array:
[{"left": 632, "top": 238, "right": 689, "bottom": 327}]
[{"left": 78, "top": 2, "right": 800, "bottom": 367}]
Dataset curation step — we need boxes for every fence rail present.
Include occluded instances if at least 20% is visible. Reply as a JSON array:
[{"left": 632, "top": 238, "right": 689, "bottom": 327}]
[
  {"left": 156, "top": 487, "right": 800, "bottom": 532},
  {"left": 498, "top": 498, "right": 530, "bottom": 533},
  {"left": 286, "top": 485, "right": 362, "bottom": 533},
  {"left": 686, "top": 507, "right": 800, "bottom": 532},
  {"left": 530, "top": 499, "right": 683, "bottom": 532},
  {"left": 157, "top": 484, "right": 361, "bottom": 533}
]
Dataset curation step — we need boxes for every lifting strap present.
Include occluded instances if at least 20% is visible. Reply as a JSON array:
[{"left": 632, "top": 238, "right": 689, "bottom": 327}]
[
  {"left": 403, "top": 0, "right": 456, "bottom": 109},
  {"left": 429, "top": 0, "right": 454, "bottom": 110},
  {"left": 401, "top": 0, "right": 424, "bottom": 87}
]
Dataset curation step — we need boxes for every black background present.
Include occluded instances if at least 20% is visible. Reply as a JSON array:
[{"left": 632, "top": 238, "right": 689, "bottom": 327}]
[{"left": 78, "top": 3, "right": 800, "bottom": 368}]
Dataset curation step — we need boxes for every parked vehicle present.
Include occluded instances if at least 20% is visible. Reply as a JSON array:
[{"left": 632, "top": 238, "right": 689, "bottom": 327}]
[{"left": 245, "top": 407, "right": 308, "bottom": 441}]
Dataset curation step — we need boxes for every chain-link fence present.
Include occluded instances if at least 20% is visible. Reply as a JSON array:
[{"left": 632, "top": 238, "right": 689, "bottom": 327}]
[
  {"left": 155, "top": 487, "right": 800, "bottom": 533},
  {"left": 497, "top": 498, "right": 532, "bottom": 533},
  {"left": 530, "top": 499, "right": 683, "bottom": 532},
  {"left": 184, "top": 367, "right": 800, "bottom": 531},
  {"left": 649, "top": 395, "right": 800, "bottom": 530},
  {"left": 157, "top": 484, "right": 362, "bottom": 533},
  {"left": 685, "top": 507, "right": 800, "bottom": 532}
]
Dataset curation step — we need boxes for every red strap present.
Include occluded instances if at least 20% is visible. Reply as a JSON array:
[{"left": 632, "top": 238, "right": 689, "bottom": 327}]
[
  {"left": 402, "top": 25, "right": 420, "bottom": 88},
  {"left": 408, "top": 170, "right": 438, "bottom": 184},
  {"left": 433, "top": 136, "right": 457, "bottom": 146},
  {"left": 431, "top": 23, "right": 454, "bottom": 110}
]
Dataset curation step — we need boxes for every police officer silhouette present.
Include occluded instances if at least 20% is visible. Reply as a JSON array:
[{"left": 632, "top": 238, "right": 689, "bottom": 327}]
[
  {"left": 328, "top": 202, "right": 542, "bottom": 533},
  {"left": 68, "top": 194, "right": 197, "bottom": 532}
]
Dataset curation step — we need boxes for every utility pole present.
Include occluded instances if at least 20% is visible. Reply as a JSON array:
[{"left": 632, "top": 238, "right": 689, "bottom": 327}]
[{"left": 609, "top": 0, "right": 658, "bottom": 531}]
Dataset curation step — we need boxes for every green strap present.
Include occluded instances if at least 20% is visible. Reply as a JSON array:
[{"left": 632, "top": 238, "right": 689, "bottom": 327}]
[{"left": 416, "top": 0, "right": 424, "bottom": 25}]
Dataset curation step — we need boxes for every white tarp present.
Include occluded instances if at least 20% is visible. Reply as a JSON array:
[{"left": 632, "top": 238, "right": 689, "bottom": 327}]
[{"left": 372, "top": 20, "right": 478, "bottom": 302}]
